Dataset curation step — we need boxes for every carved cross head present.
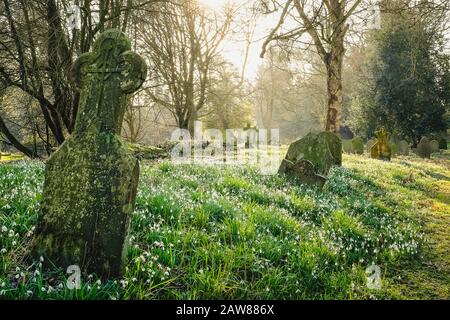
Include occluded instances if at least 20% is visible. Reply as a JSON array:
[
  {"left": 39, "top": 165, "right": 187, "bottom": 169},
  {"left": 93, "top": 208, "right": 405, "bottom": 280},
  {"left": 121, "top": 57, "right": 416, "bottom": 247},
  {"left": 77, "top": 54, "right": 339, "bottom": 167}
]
[
  {"left": 375, "top": 127, "right": 389, "bottom": 143},
  {"left": 71, "top": 29, "right": 147, "bottom": 134}
]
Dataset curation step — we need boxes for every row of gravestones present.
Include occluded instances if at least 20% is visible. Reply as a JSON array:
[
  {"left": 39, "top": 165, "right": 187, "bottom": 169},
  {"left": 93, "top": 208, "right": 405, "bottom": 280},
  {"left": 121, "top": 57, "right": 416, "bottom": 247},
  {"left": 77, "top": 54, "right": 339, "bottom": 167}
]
[
  {"left": 342, "top": 134, "right": 446, "bottom": 159},
  {"left": 414, "top": 137, "right": 442, "bottom": 159}
]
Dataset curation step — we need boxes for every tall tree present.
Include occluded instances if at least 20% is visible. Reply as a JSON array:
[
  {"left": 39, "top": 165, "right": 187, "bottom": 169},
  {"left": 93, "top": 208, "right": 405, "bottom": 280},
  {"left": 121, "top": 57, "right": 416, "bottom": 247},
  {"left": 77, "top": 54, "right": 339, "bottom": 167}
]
[
  {"left": 260, "top": 0, "right": 368, "bottom": 133},
  {"left": 0, "top": 0, "right": 146, "bottom": 156},
  {"left": 349, "top": 1, "right": 450, "bottom": 144},
  {"left": 138, "top": 0, "right": 232, "bottom": 134}
]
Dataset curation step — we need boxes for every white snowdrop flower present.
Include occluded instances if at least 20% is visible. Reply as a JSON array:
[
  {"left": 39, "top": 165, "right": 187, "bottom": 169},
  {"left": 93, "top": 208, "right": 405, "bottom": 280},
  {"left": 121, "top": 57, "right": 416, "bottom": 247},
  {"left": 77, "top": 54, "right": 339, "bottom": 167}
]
[
  {"left": 0, "top": 248, "right": 6, "bottom": 254},
  {"left": 96, "top": 279, "right": 101, "bottom": 285},
  {"left": 39, "top": 256, "right": 44, "bottom": 262},
  {"left": 12, "top": 241, "right": 16, "bottom": 246},
  {"left": 1, "top": 226, "right": 7, "bottom": 232}
]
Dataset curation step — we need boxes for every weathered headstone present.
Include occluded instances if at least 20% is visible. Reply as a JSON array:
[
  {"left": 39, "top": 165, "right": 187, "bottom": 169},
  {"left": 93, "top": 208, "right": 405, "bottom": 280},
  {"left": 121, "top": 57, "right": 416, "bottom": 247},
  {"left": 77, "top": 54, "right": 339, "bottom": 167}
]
[
  {"left": 31, "top": 29, "right": 147, "bottom": 278},
  {"left": 429, "top": 140, "right": 440, "bottom": 153},
  {"left": 278, "top": 159, "right": 326, "bottom": 188},
  {"left": 428, "top": 134, "right": 447, "bottom": 150},
  {"left": 389, "top": 139, "right": 399, "bottom": 157},
  {"left": 279, "top": 132, "right": 341, "bottom": 188},
  {"left": 370, "top": 127, "right": 391, "bottom": 161},
  {"left": 398, "top": 140, "right": 410, "bottom": 156},
  {"left": 417, "top": 137, "right": 431, "bottom": 158},
  {"left": 281, "top": 132, "right": 341, "bottom": 176},
  {"left": 366, "top": 138, "right": 377, "bottom": 154},
  {"left": 342, "top": 139, "right": 353, "bottom": 153},
  {"left": 351, "top": 137, "right": 364, "bottom": 155}
]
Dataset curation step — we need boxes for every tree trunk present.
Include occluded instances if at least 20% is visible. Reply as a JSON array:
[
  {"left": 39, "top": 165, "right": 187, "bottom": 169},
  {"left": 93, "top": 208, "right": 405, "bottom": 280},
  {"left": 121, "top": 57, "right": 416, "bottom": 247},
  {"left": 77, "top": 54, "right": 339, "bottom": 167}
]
[
  {"left": 324, "top": 49, "right": 344, "bottom": 133},
  {"left": 188, "top": 109, "right": 197, "bottom": 136}
]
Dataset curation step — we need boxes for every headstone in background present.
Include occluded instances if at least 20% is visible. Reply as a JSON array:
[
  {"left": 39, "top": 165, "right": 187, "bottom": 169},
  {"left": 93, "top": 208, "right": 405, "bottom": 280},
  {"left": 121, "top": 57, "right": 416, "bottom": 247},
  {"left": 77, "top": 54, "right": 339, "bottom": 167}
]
[
  {"left": 398, "top": 140, "right": 410, "bottom": 156},
  {"left": 31, "top": 29, "right": 147, "bottom": 278},
  {"left": 429, "top": 140, "right": 440, "bottom": 153},
  {"left": 370, "top": 127, "right": 391, "bottom": 161},
  {"left": 366, "top": 138, "right": 377, "bottom": 154},
  {"left": 428, "top": 134, "right": 447, "bottom": 150},
  {"left": 342, "top": 139, "right": 353, "bottom": 153},
  {"left": 351, "top": 137, "right": 364, "bottom": 154},
  {"left": 389, "top": 139, "right": 399, "bottom": 157},
  {"left": 417, "top": 137, "right": 432, "bottom": 159}
]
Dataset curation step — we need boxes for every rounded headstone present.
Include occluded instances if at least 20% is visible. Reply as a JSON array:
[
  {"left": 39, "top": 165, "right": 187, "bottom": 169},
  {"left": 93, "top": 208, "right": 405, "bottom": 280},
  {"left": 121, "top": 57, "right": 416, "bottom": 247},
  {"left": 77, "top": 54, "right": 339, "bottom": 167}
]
[
  {"left": 398, "top": 140, "right": 410, "bottom": 156},
  {"left": 342, "top": 139, "right": 353, "bottom": 153},
  {"left": 351, "top": 137, "right": 364, "bottom": 155},
  {"left": 283, "top": 131, "right": 342, "bottom": 176},
  {"left": 417, "top": 137, "right": 431, "bottom": 158},
  {"left": 389, "top": 139, "right": 399, "bottom": 157},
  {"left": 429, "top": 140, "right": 440, "bottom": 153}
]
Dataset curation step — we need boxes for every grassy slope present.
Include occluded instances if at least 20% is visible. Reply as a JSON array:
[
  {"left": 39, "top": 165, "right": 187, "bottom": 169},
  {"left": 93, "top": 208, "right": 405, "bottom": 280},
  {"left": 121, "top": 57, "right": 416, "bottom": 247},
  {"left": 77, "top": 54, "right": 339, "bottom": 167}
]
[{"left": 0, "top": 152, "right": 448, "bottom": 299}]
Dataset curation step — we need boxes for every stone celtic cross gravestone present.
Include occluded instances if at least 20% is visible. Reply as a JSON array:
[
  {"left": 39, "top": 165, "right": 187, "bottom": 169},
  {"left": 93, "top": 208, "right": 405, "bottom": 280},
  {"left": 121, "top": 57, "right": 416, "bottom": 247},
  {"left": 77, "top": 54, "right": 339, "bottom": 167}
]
[
  {"left": 370, "top": 127, "right": 391, "bottom": 161},
  {"left": 31, "top": 29, "right": 147, "bottom": 278}
]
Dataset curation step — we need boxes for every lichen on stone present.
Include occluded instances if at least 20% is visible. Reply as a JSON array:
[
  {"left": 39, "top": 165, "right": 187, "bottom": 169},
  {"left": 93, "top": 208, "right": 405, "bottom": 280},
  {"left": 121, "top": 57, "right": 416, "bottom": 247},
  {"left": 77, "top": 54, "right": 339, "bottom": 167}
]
[{"left": 30, "top": 29, "right": 147, "bottom": 279}]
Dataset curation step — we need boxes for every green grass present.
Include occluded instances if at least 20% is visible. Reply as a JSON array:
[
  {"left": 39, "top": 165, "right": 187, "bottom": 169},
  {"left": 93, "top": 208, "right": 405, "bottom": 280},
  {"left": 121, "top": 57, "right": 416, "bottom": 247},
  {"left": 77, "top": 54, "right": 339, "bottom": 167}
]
[{"left": 0, "top": 152, "right": 448, "bottom": 299}]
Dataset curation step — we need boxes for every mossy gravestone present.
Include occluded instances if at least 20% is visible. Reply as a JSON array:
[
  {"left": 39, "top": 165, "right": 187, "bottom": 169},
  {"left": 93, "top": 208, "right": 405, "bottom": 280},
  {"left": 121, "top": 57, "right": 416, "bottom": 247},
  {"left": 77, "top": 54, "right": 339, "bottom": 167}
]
[
  {"left": 342, "top": 139, "right": 353, "bottom": 153},
  {"left": 389, "top": 139, "right": 399, "bottom": 157},
  {"left": 366, "top": 138, "right": 376, "bottom": 154},
  {"left": 398, "top": 140, "right": 410, "bottom": 156},
  {"left": 31, "top": 29, "right": 147, "bottom": 278},
  {"left": 429, "top": 140, "right": 440, "bottom": 153},
  {"left": 351, "top": 137, "right": 364, "bottom": 155},
  {"left": 370, "top": 127, "right": 391, "bottom": 161},
  {"left": 279, "top": 132, "right": 341, "bottom": 188},
  {"left": 417, "top": 137, "right": 432, "bottom": 159}
]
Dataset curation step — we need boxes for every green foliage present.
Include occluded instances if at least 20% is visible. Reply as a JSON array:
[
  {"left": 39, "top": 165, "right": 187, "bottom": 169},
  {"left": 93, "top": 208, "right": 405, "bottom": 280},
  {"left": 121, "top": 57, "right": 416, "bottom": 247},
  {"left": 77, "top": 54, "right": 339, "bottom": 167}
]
[
  {"left": 349, "top": 13, "right": 450, "bottom": 144},
  {"left": 0, "top": 153, "right": 448, "bottom": 299}
]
